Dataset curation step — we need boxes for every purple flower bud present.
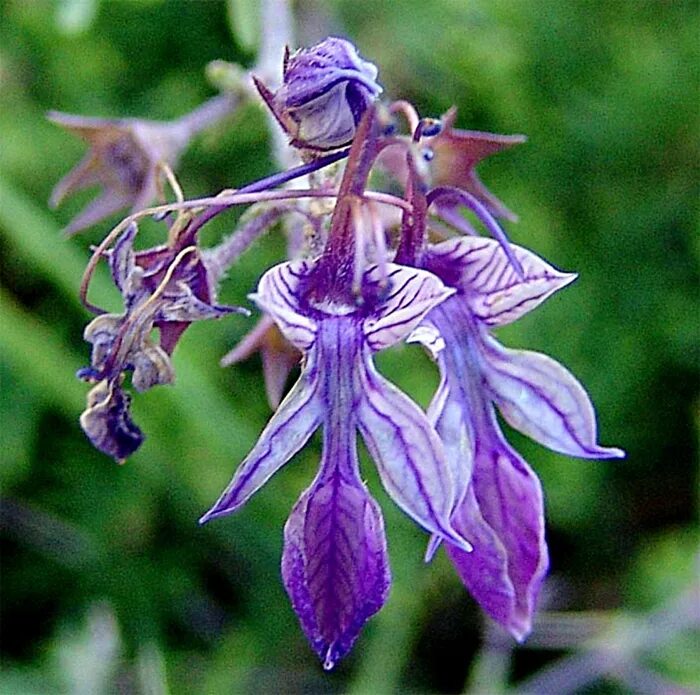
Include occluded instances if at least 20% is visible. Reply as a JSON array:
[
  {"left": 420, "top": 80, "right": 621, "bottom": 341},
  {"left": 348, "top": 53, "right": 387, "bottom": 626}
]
[{"left": 255, "top": 37, "right": 382, "bottom": 151}]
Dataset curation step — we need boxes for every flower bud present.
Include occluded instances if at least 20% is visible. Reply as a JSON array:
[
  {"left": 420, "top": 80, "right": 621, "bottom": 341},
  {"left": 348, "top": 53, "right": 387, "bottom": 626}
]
[{"left": 255, "top": 37, "right": 382, "bottom": 151}]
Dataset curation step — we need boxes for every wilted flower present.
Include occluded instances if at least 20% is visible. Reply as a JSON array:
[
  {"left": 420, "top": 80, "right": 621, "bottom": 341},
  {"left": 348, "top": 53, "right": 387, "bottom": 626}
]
[
  {"left": 79, "top": 221, "right": 244, "bottom": 461},
  {"left": 426, "top": 107, "right": 526, "bottom": 221},
  {"left": 49, "top": 94, "right": 236, "bottom": 235},
  {"left": 412, "top": 236, "right": 625, "bottom": 639},
  {"left": 254, "top": 36, "right": 382, "bottom": 151}
]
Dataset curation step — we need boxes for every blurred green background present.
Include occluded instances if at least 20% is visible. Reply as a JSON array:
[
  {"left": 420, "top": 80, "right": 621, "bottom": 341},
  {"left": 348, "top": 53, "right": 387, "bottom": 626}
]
[{"left": 1, "top": 1, "right": 698, "bottom": 693}]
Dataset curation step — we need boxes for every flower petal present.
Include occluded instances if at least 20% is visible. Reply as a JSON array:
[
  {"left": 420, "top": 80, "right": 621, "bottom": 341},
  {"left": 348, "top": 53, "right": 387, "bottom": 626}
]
[
  {"left": 356, "top": 353, "right": 472, "bottom": 552},
  {"left": 448, "top": 409, "right": 548, "bottom": 640},
  {"left": 427, "top": 238, "right": 576, "bottom": 326},
  {"left": 481, "top": 337, "right": 625, "bottom": 459},
  {"left": 363, "top": 264, "right": 454, "bottom": 352},
  {"left": 63, "top": 189, "right": 132, "bottom": 237},
  {"left": 199, "top": 362, "right": 322, "bottom": 523},
  {"left": 251, "top": 261, "right": 318, "bottom": 351},
  {"left": 282, "top": 467, "right": 390, "bottom": 670},
  {"left": 79, "top": 380, "right": 144, "bottom": 463},
  {"left": 445, "top": 486, "right": 516, "bottom": 626}
]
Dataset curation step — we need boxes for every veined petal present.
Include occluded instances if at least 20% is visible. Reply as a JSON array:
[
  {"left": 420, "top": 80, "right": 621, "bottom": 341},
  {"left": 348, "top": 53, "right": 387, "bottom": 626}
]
[
  {"left": 199, "top": 362, "right": 322, "bottom": 523},
  {"left": 445, "top": 486, "right": 516, "bottom": 629},
  {"left": 251, "top": 261, "right": 318, "bottom": 351},
  {"left": 356, "top": 353, "right": 472, "bottom": 552},
  {"left": 451, "top": 409, "right": 549, "bottom": 640},
  {"left": 109, "top": 223, "right": 137, "bottom": 293},
  {"left": 426, "top": 368, "right": 475, "bottom": 518},
  {"left": 282, "top": 467, "right": 390, "bottom": 670},
  {"left": 363, "top": 264, "right": 455, "bottom": 352},
  {"left": 427, "top": 238, "right": 576, "bottom": 326},
  {"left": 482, "top": 337, "right": 625, "bottom": 459}
]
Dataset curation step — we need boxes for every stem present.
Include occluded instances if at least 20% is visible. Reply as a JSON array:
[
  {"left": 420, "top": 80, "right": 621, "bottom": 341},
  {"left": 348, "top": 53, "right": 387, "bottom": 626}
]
[
  {"left": 316, "top": 106, "right": 380, "bottom": 297},
  {"left": 394, "top": 150, "right": 427, "bottom": 266},
  {"left": 181, "top": 147, "right": 350, "bottom": 244},
  {"left": 202, "top": 206, "right": 288, "bottom": 286}
]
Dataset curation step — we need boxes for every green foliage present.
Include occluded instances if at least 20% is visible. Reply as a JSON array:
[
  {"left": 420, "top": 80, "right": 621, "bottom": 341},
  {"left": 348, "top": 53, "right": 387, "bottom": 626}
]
[{"left": 1, "top": 1, "right": 697, "bottom": 692}]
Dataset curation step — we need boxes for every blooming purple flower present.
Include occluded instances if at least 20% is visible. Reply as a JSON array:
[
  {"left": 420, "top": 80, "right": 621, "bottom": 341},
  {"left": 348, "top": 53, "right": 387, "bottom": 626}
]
[
  {"left": 50, "top": 28, "right": 627, "bottom": 672},
  {"left": 411, "top": 236, "right": 625, "bottom": 639},
  {"left": 254, "top": 36, "right": 382, "bottom": 151},
  {"left": 201, "top": 259, "right": 473, "bottom": 668}
]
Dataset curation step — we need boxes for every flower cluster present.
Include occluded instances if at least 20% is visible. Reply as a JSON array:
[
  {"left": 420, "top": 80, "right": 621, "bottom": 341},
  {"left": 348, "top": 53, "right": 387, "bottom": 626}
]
[{"left": 52, "top": 37, "right": 623, "bottom": 668}]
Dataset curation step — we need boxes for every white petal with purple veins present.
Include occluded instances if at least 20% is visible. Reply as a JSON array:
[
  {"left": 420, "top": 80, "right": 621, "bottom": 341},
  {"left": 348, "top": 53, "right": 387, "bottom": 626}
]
[
  {"left": 251, "top": 261, "right": 318, "bottom": 351},
  {"left": 199, "top": 364, "right": 322, "bottom": 523},
  {"left": 481, "top": 336, "right": 625, "bottom": 459},
  {"left": 356, "top": 353, "right": 472, "bottom": 552},
  {"left": 363, "top": 264, "right": 454, "bottom": 352},
  {"left": 429, "top": 238, "right": 576, "bottom": 326}
]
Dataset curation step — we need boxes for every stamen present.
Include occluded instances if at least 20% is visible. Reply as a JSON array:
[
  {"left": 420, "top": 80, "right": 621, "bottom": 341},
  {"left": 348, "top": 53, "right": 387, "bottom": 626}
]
[
  {"left": 367, "top": 200, "right": 389, "bottom": 289},
  {"left": 158, "top": 162, "right": 185, "bottom": 204},
  {"left": 413, "top": 117, "right": 442, "bottom": 142},
  {"left": 351, "top": 198, "right": 366, "bottom": 301},
  {"left": 389, "top": 100, "right": 420, "bottom": 134}
]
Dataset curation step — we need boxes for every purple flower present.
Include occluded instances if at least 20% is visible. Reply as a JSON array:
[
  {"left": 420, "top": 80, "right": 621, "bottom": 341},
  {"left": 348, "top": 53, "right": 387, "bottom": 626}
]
[
  {"left": 254, "top": 37, "right": 382, "bottom": 151},
  {"left": 201, "top": 259, "right": 473, "bottom": 668},
  {"left": 411, "top": 237, "right": 624, "bottom": 639}
]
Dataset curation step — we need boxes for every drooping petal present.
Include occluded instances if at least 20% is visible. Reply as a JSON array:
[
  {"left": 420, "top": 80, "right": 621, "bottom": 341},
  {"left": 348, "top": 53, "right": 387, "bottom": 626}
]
[
  {"left": 220, "top": 316, "right": 301, "bottom": 410},
  {"left": 445, "top": 486, "right": 516, "bottom": 626},
  {"left": 356, "top": 353, "right": 472, "bottom": 552},
  {"left": 426, "top": 368, "right": 475, "bottom": 517},
  {"left": 251, "top": 261, "right": 318, "bottom": 352},
  {"left": 363, "top": 264, "right": 454, "bottom": 352},
  {"left": 282, "top": 461, "right": 390, "bottom": 670},
  {"left": 109, "top": 223, "right": 138, "bottom": 294},
  {"left": 427, "top": 237, "right": 576, "bottom": 326},
  {"left": 49, "top": 152, "right": 102, "bottom": 208},
  {"left": 79, "top": 380, "right": 144, "bottom": 462},
  {"left": 481, "top": 336, "right": 625, "bottom": 459},
  {"left": 199, "top": 362, "right": 322, "bottom": 523},
  {"left": 63, "top": 189, "right": 132, "bottom": 236},
  {"left": 448, "top": 408, "right": 549, "bottom": 641}
]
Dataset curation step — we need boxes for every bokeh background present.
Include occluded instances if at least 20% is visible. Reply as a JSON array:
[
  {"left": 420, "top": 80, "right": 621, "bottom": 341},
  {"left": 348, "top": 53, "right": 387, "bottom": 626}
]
[{"left": 1, "top": 1, "right": 698, "bottom": 693}]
